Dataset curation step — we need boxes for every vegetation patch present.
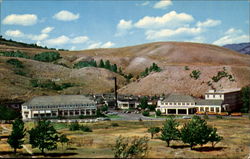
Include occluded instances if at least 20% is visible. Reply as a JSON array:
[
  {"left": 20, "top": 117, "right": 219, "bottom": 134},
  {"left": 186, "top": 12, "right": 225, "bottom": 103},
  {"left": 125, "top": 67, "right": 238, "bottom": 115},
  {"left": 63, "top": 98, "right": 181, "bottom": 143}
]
[
  {"left": 211, "top": 67, "right": 235, "bottom": 82},
  {"left": 30, "top": 79, "right": 75, "bottom": 90},
  {"left": 190, "top": 70, "right": 201, "bottom": 80},
  {"left": 140, "top": 63, "right": 161, "bottom": 78},
  {"left": 0, "top": 105, "right": 21, "bottom": 120},
  {"left": 33, "top": 52, "right": 61, "bottom": 62},
  {"left": 0, "top": 51, "right": 30, "bottom": 59}
]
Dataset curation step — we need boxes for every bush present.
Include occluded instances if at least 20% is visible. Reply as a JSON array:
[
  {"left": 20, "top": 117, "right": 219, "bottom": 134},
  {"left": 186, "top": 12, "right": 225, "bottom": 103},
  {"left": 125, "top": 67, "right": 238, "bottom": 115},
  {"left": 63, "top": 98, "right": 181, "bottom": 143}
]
[
  {"left": 190, "top": 70, "right": 201, "bottom": 80},
  {"left": 0, "top": 105, "right": 21, "bottom": 120},
  {"left": 216, "top": 115, "right": 223, "bottom": 119},
  {"left": 112, "top": 136, "right": 149, "bottom": 158},
  {"left": 6, "top": 59, "right": 24, "bottom": 68},
  {"left": 111, "top": 123, "right": 119, "bottom": 127},
  {"left": 0, "top": 51, "right": 30, "bottom": 59},
  {"left": 142, "top": 111, "right": 150, "bottom": 116},
  {"left": 203, "top": 114, "right": 209, "bottom": 119},
  {"left": 184, "top": 66, "right": 190, "bottom": 70},
  {"left": 80, "top": 125, "right": 92, "bottom": 132},
  {"left": 33, "top": 52, "right": 61, "bottom": 62},
  {"left": 30, "top": 79, "right": 75, "bottom": 90},
  {"left": 69, "top": 122, "right": 80, "bottom": 131},
  {"left": 14, "top": 70, "right": 26, "bottom": 76},
  {"left": 156, "top": 110, "right": 161, "bottom": 116}
]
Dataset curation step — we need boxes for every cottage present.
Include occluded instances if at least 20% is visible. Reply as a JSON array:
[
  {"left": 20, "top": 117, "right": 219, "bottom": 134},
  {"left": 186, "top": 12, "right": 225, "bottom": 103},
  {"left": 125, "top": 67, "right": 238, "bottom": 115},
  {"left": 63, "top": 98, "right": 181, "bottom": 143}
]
[{"left": 21, "top": 95, "right": 97, "bottom": 120}]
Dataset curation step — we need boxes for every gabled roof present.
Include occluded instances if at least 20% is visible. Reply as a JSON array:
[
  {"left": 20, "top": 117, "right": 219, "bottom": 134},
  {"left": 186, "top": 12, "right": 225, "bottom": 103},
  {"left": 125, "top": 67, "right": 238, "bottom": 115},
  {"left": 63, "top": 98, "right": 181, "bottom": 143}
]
[
  {"left": 162, "top": 94, "right": 195, "bottom": 103},
  {"left": 195, "top": 99, "right": 223, "bottom": 106},
  {"left": 23, "top": 95, "right": 95, "bottom": 106}
]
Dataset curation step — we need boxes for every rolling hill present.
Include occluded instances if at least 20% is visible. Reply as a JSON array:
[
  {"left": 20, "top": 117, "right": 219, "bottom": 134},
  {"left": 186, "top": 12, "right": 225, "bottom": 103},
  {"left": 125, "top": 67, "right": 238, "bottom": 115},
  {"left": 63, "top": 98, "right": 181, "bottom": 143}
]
[
  {"left": 223, "top": 42, "right": 250, "bottom": 55},
  {"left": 0, "top": 39, "right": 250, "bottom": 101}
]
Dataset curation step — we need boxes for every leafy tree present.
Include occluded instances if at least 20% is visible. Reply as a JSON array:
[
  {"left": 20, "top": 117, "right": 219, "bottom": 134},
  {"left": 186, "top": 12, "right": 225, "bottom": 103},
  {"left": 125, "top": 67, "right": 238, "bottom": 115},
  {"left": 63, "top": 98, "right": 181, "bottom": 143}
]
[
  {"left": 142, "top": 111, "right": 149, "bottom": 116},
  {"left": 100, "top": 105, "right": 108, "bottom": 112},
  {"left": 112, "top": 136, "right": 149, "bottom": 158},
  {"left": 7, "top": 118, "right": 26, "bottom": 154},
  {"left": 180, "top": 116, "right": 212, "bottom": 149},
  {"left": 138, "top": 97, "right": 149, "bottom": 110},
  {"left": 33, "top": 52, "right": 61, "bottom": 62},
  {"left": 0, "top": 105, "right": 20, "bottom": 120},
  {"left": 147, "top": 127, "right": 160, "bottom": 139},
  {"left": 208, "top": 127, "right": 223, "bottom": 148},
  {"left": 59, "top": 134, "right": 69, "bottom": 149},
  {"left": 156, "top": 110, "right": 161, "bottom": 116},
  {"left": 241, "top": 86, "right": 250, "bottom": 113},
  {"left": 99, "top": 59, "right": 105, "bottom": 68},
  {"left": 28, "top": 120, "right": 59, "bottom": 154},
  {"left": 6, "top": 59, "right": 24, "bottom": 68},
  {"left": 69, "top": 122, "right": 80, "bottom": 131},
  {"left": 190, "top": 70, "right": 201, "bottom": 80},
  {"left": 160, "top": 118, "right": 180, "bottom": 147}
]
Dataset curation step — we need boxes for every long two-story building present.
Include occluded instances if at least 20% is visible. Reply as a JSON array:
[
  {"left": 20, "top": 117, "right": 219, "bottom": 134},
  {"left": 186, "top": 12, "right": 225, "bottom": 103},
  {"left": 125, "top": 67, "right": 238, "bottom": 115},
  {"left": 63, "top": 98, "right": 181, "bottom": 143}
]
[
  {"left": 22, "top": 95, "right": 97, "bottom": 120},
  {"left": 156, "top": 89, "right": 241, "bottom": 115}
]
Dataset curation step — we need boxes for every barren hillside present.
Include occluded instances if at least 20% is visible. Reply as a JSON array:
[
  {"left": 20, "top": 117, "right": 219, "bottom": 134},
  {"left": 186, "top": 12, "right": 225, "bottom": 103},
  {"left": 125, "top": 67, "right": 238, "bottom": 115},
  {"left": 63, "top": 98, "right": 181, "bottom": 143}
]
[{"left": 0, "top": 41, "right": 249, "bottom": 100}]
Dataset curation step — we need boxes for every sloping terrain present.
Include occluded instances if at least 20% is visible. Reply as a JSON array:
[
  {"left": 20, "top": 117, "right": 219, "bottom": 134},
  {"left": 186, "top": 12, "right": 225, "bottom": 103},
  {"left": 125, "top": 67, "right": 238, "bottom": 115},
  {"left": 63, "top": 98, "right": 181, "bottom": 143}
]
[
  {"left": 0, "top": 40, "right": 250, "bottom": 100},
  {"left": 223, "top": 42, "right": 250, "bottom": 55}
]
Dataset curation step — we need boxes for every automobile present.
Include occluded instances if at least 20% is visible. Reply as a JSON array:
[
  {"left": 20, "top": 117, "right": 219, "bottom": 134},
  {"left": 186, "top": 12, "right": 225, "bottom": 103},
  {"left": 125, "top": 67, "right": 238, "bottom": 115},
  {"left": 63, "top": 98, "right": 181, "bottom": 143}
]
[
  {"left": 182, "top": 116, "right": 191, "bottom": 119},
  {"left": 96, "top": 117, "right": 111, "bottom": 121}
]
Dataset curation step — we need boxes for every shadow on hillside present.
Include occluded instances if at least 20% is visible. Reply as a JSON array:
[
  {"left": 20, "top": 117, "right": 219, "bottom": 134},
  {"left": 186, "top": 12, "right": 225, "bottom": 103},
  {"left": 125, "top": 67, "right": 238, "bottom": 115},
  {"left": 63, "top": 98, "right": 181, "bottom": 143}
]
[
  {"left": 171, "top": 145, "right": 190, "bottom": 149},
  {"left": 0, "top": 151, "right": 15, "bottom": 155},
  {"left": 22, "top": 152, "right": 78, "bottom": 157},
  {"left": 193, "top": 146, "right": 225, "bottom": 152}
]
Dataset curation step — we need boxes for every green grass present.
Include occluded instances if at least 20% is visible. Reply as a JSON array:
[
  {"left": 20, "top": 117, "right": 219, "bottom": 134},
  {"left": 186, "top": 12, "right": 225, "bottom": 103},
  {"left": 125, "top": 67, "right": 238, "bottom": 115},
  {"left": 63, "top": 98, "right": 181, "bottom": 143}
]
[{"left": 51, "top": 123, "right": 68, "bottom": 130}]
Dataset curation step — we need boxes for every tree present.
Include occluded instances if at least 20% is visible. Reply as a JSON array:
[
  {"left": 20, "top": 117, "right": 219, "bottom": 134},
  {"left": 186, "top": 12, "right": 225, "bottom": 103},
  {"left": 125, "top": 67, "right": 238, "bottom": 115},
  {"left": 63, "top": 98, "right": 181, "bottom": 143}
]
[
  {"left": 112, "top": 136, "right": 149, "bottom": 158},
  {"left": 241, "top": 86, "right": 250, "bottom": 113},
  {"left": 142, "top": 111, "right": 149, "bottom": 116},
  {"left": 6, "top": 59, "right": 24, "bottom": 68},
  {"left": 147, "top": 127, "right": 160, "bottom": 139},
  {"left": 190, "top": 70, "right": 201, "bottom": 80},
  {"left": 59, "top": 134, "right": 69, "bottom": 149},
  {"left": 7, "top": 118, "right": 26, "bottom": 154},
  {"left": 208, "top": 127, "right": 223, "bottom": 148},
  {"left": 156, "top": 110, "right": 161, "bottom": 116},
  {"left": 105, "top": 60, "right": 111, "bottom": 70},
  {"left": 33, "top": 52, "right": 61, "bottom": 62},
  {"left": 99, "top": 59, "right": 105, "bottom": 68},
  {"left": 28, "top": 120, "right": 59, "bottom": 154},
  {"left": 180, "top": 116, "right": 212, "bottom": 149},
  {"left": 111, "top": 64, "right": 118, "bottom": 73},
  {"left": 100, "top": 105, "right": 108, "bottom": 112},
  {"left": 138, "top": 97, "right": 149, "bottom": 110},
  {"left": 160, "top": 118, "right": 180, "bottom": 147}
]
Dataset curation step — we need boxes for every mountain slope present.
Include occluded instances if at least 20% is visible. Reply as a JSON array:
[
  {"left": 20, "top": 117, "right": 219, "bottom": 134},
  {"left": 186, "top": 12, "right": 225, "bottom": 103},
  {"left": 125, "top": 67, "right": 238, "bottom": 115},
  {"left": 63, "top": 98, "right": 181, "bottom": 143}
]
[
  {"left": 223, "top": 42, "right": 250, "bottom": 55},
  {"left": 0, "top": 41, "right": 250, "bottom": 99}
]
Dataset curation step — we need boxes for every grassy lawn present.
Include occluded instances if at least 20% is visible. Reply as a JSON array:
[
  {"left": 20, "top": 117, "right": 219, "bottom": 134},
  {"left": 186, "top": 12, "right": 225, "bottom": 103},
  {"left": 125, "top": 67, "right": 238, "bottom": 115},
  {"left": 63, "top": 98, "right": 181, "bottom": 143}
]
[
  {"left": 1, "top": 117, "right": 250, "bottom": 158},
  {"left": 106, "top": 114, "right": 122, "bottom": 119}
]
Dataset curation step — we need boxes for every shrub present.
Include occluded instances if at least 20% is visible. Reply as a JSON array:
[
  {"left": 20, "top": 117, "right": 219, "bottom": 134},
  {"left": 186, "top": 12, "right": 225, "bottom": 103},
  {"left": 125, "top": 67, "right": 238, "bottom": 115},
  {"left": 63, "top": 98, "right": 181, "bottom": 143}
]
[
  {"left": 184, "top": 66, "right": 190, "bottom": 70},
  {"left": 6, "top": 59, "right": 24, "bottom": 68},
  {"left": 0, "top": 105, "right": 21, "bottom": 120},
  {"left": 111, "top": 123, "right": 119, "bottom": 127},
  {"left": 80, "top": 125, "right": 92, "bottom": 132},
  {"left": 142, "top": 111, "right": 150, "bottom": 116},
  {"left": 69, "top": 122, "right": 80, "bottom": 131},
  {"left": 112, "top": 136, "right": 149, "bottom": 158},
  {"left": 156, "top": 110, "right": 161, "bottom": 116},
  {"left": 15, "top": 70, "right": 26, "bottom": 76},
  {"left": 34, "top": 52, "right": 61, "bottom": 62},
  {"left": 216, "top": 115, "right": 223, "bottom": 119},
  {"left": 148, "top": 127, "right": 160, "bottom": 139},
  {"left": 0, "top": 51, "right": 30, "bottom": 59},
  {"left": 190, "top": 70, "right": 201, "bottom": 80},
  {"left": 203, "top": 114, "right": 209, "bottom": 120}
]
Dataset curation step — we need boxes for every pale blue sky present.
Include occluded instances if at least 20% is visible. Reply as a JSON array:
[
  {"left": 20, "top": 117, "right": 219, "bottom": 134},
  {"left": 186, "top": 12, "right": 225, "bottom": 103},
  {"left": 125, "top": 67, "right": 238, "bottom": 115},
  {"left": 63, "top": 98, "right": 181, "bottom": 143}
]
[{"left": 1, "top": 0, "right": 249, "bottom": 50}]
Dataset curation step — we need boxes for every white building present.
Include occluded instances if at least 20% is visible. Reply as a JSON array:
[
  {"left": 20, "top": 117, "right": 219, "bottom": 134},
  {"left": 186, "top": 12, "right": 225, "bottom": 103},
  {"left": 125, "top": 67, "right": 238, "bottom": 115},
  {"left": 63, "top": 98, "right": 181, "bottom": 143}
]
[
  {"left": 156, "top": 94, "right": 196, "bottom": 115},
  {"left": 157, "top": 88, "right": 242, "bottom": 115},
  {"left": 22, "top": 95, "right": 97, "bottom": 120}
]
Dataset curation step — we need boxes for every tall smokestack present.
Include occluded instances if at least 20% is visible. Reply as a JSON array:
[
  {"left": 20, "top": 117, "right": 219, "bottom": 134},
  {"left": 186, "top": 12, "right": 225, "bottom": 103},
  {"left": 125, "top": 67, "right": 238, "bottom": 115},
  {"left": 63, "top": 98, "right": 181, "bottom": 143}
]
[{"left": 114, "top": 77, "right": 118, "bottom": 109}]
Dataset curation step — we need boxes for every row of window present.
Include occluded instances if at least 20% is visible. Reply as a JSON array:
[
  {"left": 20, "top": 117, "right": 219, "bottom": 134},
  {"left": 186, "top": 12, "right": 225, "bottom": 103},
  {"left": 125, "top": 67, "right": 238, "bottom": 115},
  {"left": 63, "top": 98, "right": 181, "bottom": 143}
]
[
  {"left": 160, "top": 102, "right": 194, "bottom": 106},
  {"left": 26, "top": 103, "right": 96, "bottom": 109}
]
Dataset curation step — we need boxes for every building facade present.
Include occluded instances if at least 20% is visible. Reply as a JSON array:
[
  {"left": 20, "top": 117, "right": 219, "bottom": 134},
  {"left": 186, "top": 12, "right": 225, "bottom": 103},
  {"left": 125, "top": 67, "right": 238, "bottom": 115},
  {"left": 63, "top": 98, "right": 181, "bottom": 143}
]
[
  {"left": 157, "top": 89, "right": 242, "bottom": 115},
  {"left": 22, "top": 95, "right": 97, "bottom": 120}
]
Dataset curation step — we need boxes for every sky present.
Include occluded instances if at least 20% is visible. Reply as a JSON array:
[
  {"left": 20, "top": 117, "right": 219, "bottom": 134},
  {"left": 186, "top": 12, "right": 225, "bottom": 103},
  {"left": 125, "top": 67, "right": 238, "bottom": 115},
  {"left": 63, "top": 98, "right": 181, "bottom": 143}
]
[{"left": 1, "top": 0, "right": 249, "bottom": 50}]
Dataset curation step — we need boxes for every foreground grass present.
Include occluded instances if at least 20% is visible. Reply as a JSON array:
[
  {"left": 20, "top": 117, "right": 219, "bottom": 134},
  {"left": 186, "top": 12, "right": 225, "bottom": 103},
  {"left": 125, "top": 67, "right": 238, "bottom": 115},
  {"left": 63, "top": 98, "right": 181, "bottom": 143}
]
[{"left": 1, "top": 117, "right": 250, "bottom": 158}]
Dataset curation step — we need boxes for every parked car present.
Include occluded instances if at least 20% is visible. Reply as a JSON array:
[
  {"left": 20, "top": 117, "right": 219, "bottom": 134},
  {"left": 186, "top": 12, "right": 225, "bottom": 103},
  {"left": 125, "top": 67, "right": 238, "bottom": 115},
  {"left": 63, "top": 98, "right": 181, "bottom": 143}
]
[{"left": 182, "top": 116, "right": 191, "bottom": 119}]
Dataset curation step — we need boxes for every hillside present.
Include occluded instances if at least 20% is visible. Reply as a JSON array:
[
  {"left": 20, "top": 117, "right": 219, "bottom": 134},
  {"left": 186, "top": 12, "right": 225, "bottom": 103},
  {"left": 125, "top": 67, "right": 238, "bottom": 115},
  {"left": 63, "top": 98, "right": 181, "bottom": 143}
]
[
  {"left": 0, "top": 40, "right": 250, "bottom": 101},
  {"left": 223, "top": 42, "right": 250, "bottom": 55}
]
